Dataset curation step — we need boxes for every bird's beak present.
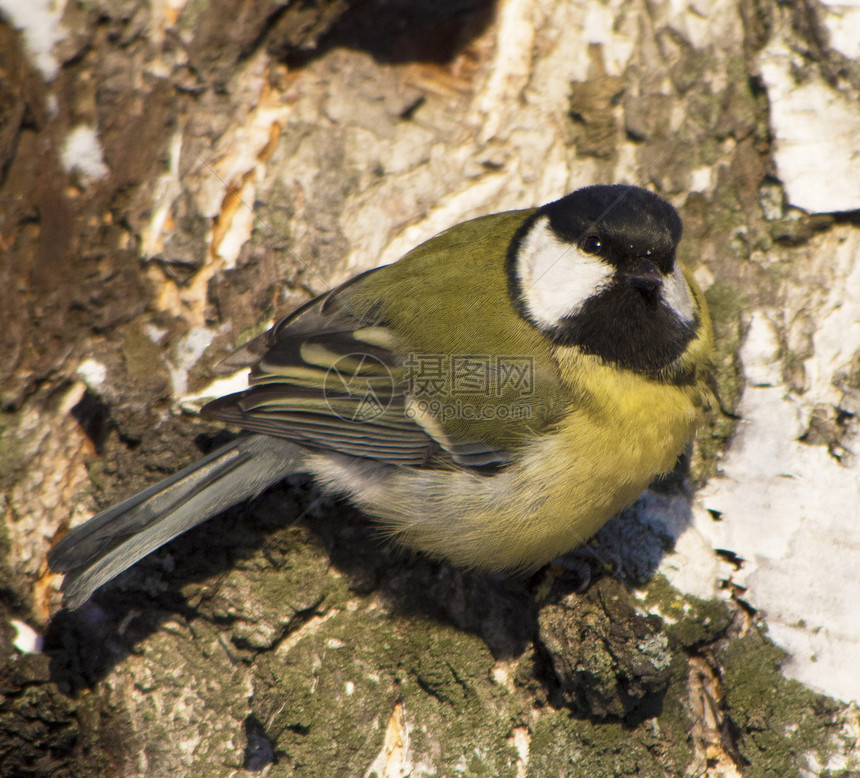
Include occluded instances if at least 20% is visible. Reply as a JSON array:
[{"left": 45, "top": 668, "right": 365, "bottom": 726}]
[{"left": 623, "top": 259, "right": 662, "bottom": 292}]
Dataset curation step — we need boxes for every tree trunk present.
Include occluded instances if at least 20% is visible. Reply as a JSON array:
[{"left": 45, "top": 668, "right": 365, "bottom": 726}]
[{"left": 2, "top": 0, "right": 859, "bottom": 774}]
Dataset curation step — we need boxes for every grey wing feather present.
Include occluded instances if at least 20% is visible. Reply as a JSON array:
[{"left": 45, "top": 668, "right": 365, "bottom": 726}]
[
  {"left": 49, "top": 271, "right": 505, "bottom": 610},
  {"left": 202, "top": 272, "right": 510, "bottom": 469},
  {"left": 216, "top": 268, "right": 382, "bottom": 372}
]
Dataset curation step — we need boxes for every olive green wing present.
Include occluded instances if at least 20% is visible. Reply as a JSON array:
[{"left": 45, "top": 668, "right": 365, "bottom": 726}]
[{"left": 201, "top": 269, "right": 510, "bottom": 469}]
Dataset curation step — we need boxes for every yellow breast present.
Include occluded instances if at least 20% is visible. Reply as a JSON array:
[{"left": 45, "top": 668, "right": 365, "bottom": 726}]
[
  {"left": 446, "top": 355, "right": 707, "bottom": 569},
  {"left": 309, "top": 354, "right": 707, "bottom": 571}
]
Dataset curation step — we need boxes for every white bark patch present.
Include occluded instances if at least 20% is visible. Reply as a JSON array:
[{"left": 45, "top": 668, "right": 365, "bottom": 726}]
[
  {"left": 759, "top": 38, "right": 860, "bottom": 213},
  {"left": 61, "top": 125, "right": 109, "bottom": 182}
]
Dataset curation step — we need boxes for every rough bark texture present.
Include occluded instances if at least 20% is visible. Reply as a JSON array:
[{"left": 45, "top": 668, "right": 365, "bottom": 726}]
[{"left": 2, "top": 0, "right": 860, "bottom": 775}]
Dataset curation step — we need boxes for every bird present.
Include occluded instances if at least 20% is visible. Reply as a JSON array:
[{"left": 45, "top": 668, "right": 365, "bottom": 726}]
[{"left": 49, "top": 184, "right": 716, "bottom": 610}]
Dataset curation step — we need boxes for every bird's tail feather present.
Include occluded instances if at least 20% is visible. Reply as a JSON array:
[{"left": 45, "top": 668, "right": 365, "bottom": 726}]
[{"left": 49, "top": 435, "right": 304, "bottom": 609}]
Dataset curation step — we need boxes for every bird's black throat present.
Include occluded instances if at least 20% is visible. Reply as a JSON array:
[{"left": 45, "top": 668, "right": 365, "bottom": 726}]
[{"left": 552, "top": 284, "right": 698, "bottom": 375}]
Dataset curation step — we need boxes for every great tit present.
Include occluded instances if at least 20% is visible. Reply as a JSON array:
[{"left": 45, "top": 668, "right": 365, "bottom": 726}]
[{"left": 49, "top": 184, "right": 715, "bottom": 609}]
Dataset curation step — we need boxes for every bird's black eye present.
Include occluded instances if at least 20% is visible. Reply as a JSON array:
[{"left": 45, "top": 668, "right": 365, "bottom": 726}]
[{"left": 581, "top": 234, "right": 602, "bottom": 254}]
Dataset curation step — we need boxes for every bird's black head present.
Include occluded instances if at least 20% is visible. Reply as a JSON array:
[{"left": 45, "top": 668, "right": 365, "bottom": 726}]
[{"left": 508, "top": 184, "right": 698, "bottom": 374}]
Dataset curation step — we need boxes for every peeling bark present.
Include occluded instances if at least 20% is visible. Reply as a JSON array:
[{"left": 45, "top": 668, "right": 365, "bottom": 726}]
[{"left": 2, "top": 0, "right": 860, "bottom": 775}]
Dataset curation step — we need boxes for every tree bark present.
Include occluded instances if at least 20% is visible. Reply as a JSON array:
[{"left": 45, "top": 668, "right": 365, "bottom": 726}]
[{"left": 2, "top": 0, "right": 860, "bottom": 775}]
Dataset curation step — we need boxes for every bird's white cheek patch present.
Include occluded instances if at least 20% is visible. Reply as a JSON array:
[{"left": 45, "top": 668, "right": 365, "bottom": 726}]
[
  {"left": 516, "top": 216, "right": 614, "bottom": 329},
  {"left": 663, "top": 262, "right": 696, "bottom": 323}
]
